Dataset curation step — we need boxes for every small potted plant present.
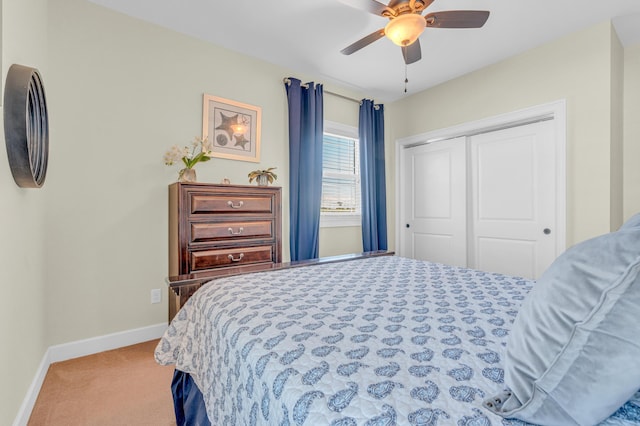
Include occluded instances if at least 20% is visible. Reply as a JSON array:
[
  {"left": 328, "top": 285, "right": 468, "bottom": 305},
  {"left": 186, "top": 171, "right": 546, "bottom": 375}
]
[{"left": 248, "top": 167, "right": 277, "bottom": 186}]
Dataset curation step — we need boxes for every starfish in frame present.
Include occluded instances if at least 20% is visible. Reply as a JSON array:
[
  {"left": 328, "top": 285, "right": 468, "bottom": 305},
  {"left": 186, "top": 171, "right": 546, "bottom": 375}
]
[
  {"left": 234, "top": 133, "right": 250, "bottom": 149},
  {"left": 215, "top": 112, "right": 239, "bottom": 140}
]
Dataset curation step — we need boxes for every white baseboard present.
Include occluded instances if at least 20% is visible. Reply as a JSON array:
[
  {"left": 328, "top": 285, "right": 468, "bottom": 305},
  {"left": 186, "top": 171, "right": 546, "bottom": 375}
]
[
  {"left": 47, "top": 322, "right": 168, "bottom": 363},
  {"left": 13, "top": 350, "right": 52, "bottom": 426},
  {"left": 13, "top": 323, "right": 168, "bottom": 426}
]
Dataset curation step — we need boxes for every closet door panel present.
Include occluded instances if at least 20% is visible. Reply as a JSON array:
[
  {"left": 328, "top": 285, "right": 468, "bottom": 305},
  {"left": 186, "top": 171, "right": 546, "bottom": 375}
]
[
  {"left": 470, "top": 120, "right": 556, "bottom": 279},
  {"left": 401, "top": 137, "right": 467, "bottom": 267}
]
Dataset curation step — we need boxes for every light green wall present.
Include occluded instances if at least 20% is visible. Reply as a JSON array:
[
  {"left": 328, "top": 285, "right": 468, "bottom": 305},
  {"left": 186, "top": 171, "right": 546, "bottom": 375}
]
[
  {"left": 0, "top": 0, "right": 49, "bottom": 424},
  {"left": 624, "top": 43, "right": 640, "bottom": 218},
  {"left": 387, "top": 21, "right": 622, "bottom": 247},
  {"left": 45, "top": 0, "right": 286, "bottom": 345},
  {"left": 4, "top": 1, "right": 639, "bottom": 423},
  {"left": 43, "top": 0, "right": 369, "bottom": 347}
]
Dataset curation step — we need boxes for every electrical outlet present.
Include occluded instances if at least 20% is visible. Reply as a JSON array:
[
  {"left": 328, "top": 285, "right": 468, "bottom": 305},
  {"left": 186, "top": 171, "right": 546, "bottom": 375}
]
[{"left": 151, "top": 288, "right": 162, "bottom": 304}]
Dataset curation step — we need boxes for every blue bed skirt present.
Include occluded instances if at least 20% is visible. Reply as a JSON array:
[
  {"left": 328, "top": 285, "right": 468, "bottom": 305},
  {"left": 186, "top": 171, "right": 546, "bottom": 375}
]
[{"left": 171, "top": 369, "right": 211, "bottom": 426}]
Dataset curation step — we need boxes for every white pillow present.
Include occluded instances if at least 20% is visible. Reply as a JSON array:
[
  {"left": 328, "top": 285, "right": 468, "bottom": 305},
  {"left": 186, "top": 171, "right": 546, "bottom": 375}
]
[{"left": 485, "top": 217, "right": 640, "bottom": 425}]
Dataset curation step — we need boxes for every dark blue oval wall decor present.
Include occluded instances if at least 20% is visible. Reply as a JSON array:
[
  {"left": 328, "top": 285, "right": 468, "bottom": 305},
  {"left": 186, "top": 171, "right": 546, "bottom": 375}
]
[{"left": 4, "top": 64, "right": 49, "bottom": 188}]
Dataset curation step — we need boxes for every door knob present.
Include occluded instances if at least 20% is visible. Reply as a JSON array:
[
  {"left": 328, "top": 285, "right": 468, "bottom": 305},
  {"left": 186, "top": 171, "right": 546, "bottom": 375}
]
[
  {"left": 406, "top": 224, "right": 410, "bottom": 228},
  {"left": 543, "top": 228, "right": 551, "bottom": 235}
]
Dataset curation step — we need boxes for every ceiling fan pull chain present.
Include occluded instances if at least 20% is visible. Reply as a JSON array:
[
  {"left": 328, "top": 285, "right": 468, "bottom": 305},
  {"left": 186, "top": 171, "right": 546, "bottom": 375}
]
[{"left": 404, "top": 63, "right": 409, "bottom": 93}]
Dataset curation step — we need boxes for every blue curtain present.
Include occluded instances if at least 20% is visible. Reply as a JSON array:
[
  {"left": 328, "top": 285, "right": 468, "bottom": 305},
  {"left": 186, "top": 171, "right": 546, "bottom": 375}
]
[
  {"left": 359, "top": 99, "right": 388, "bottom": 252},
  {"left": 285, "top": 78, "right": 324, "bottom": 261}
]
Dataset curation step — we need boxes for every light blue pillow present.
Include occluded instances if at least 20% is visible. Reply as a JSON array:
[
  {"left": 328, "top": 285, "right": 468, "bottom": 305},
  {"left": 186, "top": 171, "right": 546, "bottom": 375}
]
[
  {"left": 619, "top": 212, "right": 640, "bottom": 230},
  {"left": 485, "top": 217, "right": 640, "bottom": 425}
]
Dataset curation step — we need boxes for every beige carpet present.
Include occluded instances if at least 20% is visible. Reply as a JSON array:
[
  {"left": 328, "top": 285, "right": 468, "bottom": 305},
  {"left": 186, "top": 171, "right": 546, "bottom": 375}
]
[{"left": 28, "top": 339, "right": 177, "bottom": 426}]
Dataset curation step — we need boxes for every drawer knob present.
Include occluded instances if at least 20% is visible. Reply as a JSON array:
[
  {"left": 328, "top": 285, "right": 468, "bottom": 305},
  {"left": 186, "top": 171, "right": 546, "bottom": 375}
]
[
  {"left": 228, "top": 253, "right": 245, "bottom": 262},
  {"left": 227, "top": 200, "right": 244, "bottom": 209},
  {"left": 228, "top": 227, "right": 244, "bottom": 235}
]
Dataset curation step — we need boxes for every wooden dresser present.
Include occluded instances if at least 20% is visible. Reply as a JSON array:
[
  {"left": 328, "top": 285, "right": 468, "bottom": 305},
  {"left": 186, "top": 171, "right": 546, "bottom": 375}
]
[{"left": 168, "top": 183, "right": 282, "bottom": 278}]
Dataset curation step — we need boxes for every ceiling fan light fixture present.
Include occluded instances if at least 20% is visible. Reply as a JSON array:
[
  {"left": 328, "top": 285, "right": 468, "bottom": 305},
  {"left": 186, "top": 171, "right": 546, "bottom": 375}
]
[{"left": 384, "top": 13, "right": 426, "bottom": 47}]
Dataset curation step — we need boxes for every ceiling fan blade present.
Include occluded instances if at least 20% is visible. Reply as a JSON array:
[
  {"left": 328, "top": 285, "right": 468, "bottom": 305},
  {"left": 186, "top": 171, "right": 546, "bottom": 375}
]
[
  {"left": 402, "top": 40, "right": 422, "bottom": 64},
  {"left": 341, "top": 29, "right": 386, "bottom": 55},
  {"left": 339, "top": 0, "right": 395, "bottom": 17},
  {"left": 425, "top": 10, "right": 490, "bottom": 28}
]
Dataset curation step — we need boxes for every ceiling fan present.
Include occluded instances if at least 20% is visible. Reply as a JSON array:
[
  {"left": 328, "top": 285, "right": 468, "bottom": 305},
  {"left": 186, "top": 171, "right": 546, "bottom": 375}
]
[{"left": 340, "top": 0, "right": 490, "bottom": 64}]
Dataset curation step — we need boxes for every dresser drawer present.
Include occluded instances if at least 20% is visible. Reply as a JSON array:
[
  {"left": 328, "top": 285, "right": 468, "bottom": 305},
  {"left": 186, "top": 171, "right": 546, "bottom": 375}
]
[
  {"left": 169, "top": 183, "right": 282, "bottom": 279},
  {"left": 190, "top": 220, "right": 274, "bottom": 243},
  {"left": 190, "top": 245, "right": 274, "bottom": 271},
  {"left": 190, "top": 193, "right": 274, "bottom": 215}
]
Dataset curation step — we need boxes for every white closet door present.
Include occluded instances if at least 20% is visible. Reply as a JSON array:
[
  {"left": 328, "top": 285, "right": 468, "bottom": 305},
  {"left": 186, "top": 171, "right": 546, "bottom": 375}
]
[
  {"left": 469, "top": 120, "right": 556, "bottom": 279},
  {"left": 401, "top": 137, "right": 467, "bottom": 267}
]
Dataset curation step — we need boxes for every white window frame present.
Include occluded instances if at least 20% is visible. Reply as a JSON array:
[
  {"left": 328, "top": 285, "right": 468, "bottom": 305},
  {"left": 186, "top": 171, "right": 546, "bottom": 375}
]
[{"left": 320, "top": 121, "right": 361, "bottom": 228}]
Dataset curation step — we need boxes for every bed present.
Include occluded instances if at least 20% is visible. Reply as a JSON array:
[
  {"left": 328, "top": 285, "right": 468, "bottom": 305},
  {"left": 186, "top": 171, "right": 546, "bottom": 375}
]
[{"left": 155, "top": 254, "right": 640, "bottom": 425}]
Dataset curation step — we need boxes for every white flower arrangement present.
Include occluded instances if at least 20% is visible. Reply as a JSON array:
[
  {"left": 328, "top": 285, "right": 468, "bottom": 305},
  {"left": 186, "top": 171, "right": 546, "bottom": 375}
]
[{"left": 164, "top": 137, "right": 213, "bottom": 169}]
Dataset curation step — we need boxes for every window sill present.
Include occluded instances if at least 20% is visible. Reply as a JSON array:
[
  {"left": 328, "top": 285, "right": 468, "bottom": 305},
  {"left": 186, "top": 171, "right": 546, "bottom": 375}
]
[{"left": 320, "top": 215, "right": 361, "bottom": 228}]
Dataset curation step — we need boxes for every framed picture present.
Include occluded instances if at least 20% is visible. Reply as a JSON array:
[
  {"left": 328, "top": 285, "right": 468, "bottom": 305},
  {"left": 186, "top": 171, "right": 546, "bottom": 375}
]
[{"left": 202, "top": 94, "right": 261, "bottom": 162}]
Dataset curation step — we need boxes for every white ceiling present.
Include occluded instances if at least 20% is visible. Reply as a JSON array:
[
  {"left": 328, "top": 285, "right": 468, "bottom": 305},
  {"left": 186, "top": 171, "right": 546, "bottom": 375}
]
[{"left": 90, "top": 0, "right": 640, "bottom": 102}]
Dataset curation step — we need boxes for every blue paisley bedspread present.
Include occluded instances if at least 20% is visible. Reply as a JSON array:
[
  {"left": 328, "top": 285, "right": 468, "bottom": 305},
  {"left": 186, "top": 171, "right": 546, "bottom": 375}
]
[{"left": 155, "top": 256, "right": 640, "bottom": 425}]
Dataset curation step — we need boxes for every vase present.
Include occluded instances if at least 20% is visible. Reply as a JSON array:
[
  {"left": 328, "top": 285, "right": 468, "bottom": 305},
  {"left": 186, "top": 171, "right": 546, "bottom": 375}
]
[
  {"left": 257, "top": 175, "right": 269, "bottom": 186},
  {"left": 178, "top": 168, "right": 196, "bottom": 183}
]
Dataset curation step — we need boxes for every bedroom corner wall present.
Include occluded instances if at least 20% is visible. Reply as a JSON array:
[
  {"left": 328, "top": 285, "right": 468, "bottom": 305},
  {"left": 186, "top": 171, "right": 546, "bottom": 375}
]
[
  {"left": 0, "top": 0, "right": 49, "bottom": 424},
  {"left": 624, "top": 43, "right": 640, "bottom": 219},
  {"left": 610, "top": 26, "right": 624, "bottom": 231},
  {"left": 387, "top": 21, "right": 620, "bottom": 247}
]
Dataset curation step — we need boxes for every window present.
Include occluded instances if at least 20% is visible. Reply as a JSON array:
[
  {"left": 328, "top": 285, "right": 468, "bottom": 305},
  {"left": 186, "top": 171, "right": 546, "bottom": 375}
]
[{"left": 321, "top": 122, "right": 360, "bottom": 227}]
